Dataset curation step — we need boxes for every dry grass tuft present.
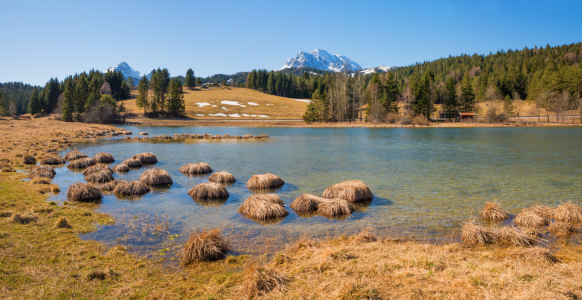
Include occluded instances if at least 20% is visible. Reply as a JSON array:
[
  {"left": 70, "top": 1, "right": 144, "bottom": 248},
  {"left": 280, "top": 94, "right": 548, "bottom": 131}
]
[
  {"left": 246, "top": 173, "right": 285, "bottom": 190},
  {"left": 32, "top": 205, "right": 53, "bottom": 213},
  {"left": 208, "top": 171, "right": 236, "bottom": 184},
  {"left": 40, "top": 156, "right": 65, "bottom": 165},
  {"left": 317, "top": 198, "right": 355, "bottom": 218},
  {"left": 113, "top": 180, "right": 151, "bottom": 197},
  {"left": 10, "top": 212, "right": 38, "bottom": 224},
  {"left": 93, "top": 152, "right": 114, "bottom": 163},
  {"left": 480, "top": 201, "right": 509, "bottom": 221},
  {"left": 494, "top": 226, "right": 538, "bottom": 247},
  {"left": 238, "top": 194, "right": 288, "bottom": 221},
  {"left": 510, "top": 247, "right": 560, "bottom": 264},
  {"left": 322, "top": 180, "right": 373, "bottom": 203},
  {"left": 180, "top": 227, "right": 230, "bottom": 264},
  {"left": 179, "top": 162, "right": 213, "bottom": 175},
  {"left": 67, "top": 157, "right": 96, "bottom": 170},
  {"left": 86, "top": 267, "right": 117, "bottom": 281},
  {"left": 54, "top": 216, "right": 72, "bottom": 228},
  {"left": 82, "top": 164, "right": 113, "bottom": 176},
  {"left": 67, "top": 182, "right": 103, "bottom": 202},
  {"left": 133, "top": 152, "right": 158, "bottom": 164},
  {"left": 515, "top": 209, "right": 549, "bottom": 230},
  {"left": 526, "top": 205, "right": 553, "bottom": 218},
  {"left": 112, "top": 163, "right": 130, "bottom": 173},
  {"left": 64, "top": 150, "right": 88, "bottom": 161},
  {"left": 461, "top": 220, "right": 495, "bottom": 245},
  {"left": 187, "top": 182, "right": 229, "bottom": 200},
  {"left": 356, "top": 227, "right": 378, "bottom": 243},
  {"left": 122, "top": 158, "right": 142, "bottom": 168},
  {"left": 552, "top": 202, "right": 582, "bottom": 223},
  {"left": 139, "top": 168, "right": 173, "bottom": 186},
  {"left": 85, "top": 170, "right": 114, "bottom": 184},
  {"left": 549, "top": 221, "right": 580, "bottom": 240},
  {"left": 290, "top": 193, "right": 322, "bottom": 213},
  {"left": 239, "top": 260, "right": 287, "bottom": 299},
  {"left": 31, "top": 177, "right": 52, "bottom": 185},
  {"left": 101, "top": 179, "right": 128, "bottom": 192},
  {"left": 29, "top": 165, "right": 56, "bottom": 179},
  {"left": 23, "top": 154, "right": 37, "bottom": 165}
]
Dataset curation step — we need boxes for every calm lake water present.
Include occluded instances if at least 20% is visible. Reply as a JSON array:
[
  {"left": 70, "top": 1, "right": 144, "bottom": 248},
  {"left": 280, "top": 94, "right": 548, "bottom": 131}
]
[{"left": 47, "top": 126, "right": 582, "bottom": 256}]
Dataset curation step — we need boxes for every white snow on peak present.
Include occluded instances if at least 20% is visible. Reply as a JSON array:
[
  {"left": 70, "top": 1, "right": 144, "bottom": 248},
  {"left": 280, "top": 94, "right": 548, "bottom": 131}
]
[
  {"left": 280, "top": 49, "right": 361, "bottom": 72},
  {"left": 106, "top": 62, "right": 151, "bottom": 83},
  {"left": 360, "top": 65, "right": 397, "bottom": 75}
]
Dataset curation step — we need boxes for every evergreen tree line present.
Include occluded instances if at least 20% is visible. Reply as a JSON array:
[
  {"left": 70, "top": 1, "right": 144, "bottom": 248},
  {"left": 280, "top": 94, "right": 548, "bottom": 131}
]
[
  {"left": 246, "top": 69, "right": 324, "bottom": 99},
  {"left": 135, "top": 68, "right": 185, "bottom": 117},
  {"left": 0, "top": 82, "right": 39, "bottom": 115}
]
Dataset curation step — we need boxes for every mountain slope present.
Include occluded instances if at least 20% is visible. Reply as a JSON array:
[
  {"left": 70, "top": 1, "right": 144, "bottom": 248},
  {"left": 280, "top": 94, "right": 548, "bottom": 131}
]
[
  {"left": 280, "top": 49, "right": 362, "bottom": 72},
  {"left": 107, "top": 62, "right": 151, "bottom": 83}
]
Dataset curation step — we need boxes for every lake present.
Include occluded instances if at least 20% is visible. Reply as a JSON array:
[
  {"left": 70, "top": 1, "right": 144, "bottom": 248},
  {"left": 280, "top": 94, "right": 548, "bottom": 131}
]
[{"left": 47, "top": 126, "right": 582, "bottom": 256}]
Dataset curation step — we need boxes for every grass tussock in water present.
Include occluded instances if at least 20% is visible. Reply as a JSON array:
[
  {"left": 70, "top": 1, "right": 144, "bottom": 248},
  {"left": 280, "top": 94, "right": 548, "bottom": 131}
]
[
  {"left": 180, "top": 227, "right": 229, "bottom": 264},
  {"left": 101, "top": 179, "right": 128, "bottom": 192},
  {"left": 23, "top": 154, "right": 36, "bottom": 165},
  {"left": 113, "top": 180, "right": 150, "bottom": 197},
  {"left": 67, "top": 182, "right": 102, "bottom": 202},
  {"left": 123, "top": 158, "right": 143, "bottom": 168},
  {"left": 461, "top": 220, "right": 496, "bottom": 245},
  {"left": 85, "top": 170, "right": 114, "bottom": 184},
  {"left": 238, "top": 194, "right": 288, "bottom": 221},
  {"left": 187, "top": 182, "right": 229, "bottom": 200},
  {"left": 514, "top": 209, "right": 549, "bottom": 230},
  {"left": 93, "top": 152, "right": 115, "bottom": 163},
  {"left": 139, "top": 168, "right": 173, "bottom": 186},
  {"left": 82, "top": 164, "right": 113, "bottom": 176},
  {"left": 290, "top": 193, "right": 322, "bottom": 213},
  {"left": 208, "top": 171, "right": 236, "bottom": 184},
  {"left": 133, "top": 152, "right": 158, "bottom": 164},
  {"left": 552, "top": 202, "right": 582, "bottom": 223},
  {"left": 549, "top": 221, "right": 580, "bottom": 240},
  {"left": 40, "top": 156, "right": 65, "bottom": 165},
  {"left": 29, "top": 165, "right": 55, "bottom": 179},
  {"left": 322, "top": 180, "right": 373, "bottom": 203},
  {"left": 112, "top": 163, "right": 130, "bottom": 173},
  {"left": 317, "top": 198, "right": 355, "bottom": 218},
  {"left": 246, "top": 173, "right": 285, "bottom": 190},
  {"left": 239, "top": 260, "right": 287, "bottom": 299},
  {"left": 67, "top": 158, "right": 96, "bottom": 170},
  {"left": 480, "top": 201, "right": 509, "bottom": 221},
  {"left": 179, "top": 162, "right": 212, "bottom": 175},
  {"left": 64, "top": 150, "right": 88, "bottom": 161}
]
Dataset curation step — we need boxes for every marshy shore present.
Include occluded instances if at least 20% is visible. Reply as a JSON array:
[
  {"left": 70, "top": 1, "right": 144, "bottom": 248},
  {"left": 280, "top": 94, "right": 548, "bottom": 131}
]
[{"left": 1, "top": 118, "right": 582, "bottom": 299}]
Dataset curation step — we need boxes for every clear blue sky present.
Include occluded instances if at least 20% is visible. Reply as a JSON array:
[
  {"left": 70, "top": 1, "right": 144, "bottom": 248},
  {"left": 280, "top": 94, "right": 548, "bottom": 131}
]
[{"left": 2, "top": 0, "right": 581, "bottom": 85}]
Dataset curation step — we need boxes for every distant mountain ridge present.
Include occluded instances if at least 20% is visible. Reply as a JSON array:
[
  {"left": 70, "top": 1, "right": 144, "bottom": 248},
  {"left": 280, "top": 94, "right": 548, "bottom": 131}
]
[
  {"left": 280, "top": 49, "right": 362, "bottom": 72},
  {"left": 107, "top": 62, "right": 151, "bottom": 84}
]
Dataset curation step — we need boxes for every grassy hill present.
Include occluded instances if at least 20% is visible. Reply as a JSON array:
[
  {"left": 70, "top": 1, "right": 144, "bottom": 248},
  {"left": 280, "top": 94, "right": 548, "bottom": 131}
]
[{"left": 121, "top": 87, "right": 309, "bottom": 119}]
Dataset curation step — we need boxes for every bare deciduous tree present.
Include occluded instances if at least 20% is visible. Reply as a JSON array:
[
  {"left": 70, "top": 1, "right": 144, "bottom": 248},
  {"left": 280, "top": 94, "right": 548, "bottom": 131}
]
[
  {"left": 512, "top": 92, "right": 522, "bottom": 121},
  {"left": 536, "top": 91, "right": 554, "bottom": 123}
]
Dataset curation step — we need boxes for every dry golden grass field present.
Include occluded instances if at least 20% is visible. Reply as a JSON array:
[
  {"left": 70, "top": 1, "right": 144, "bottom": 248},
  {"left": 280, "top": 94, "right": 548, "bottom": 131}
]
[{"left": 121, "top": 87, "right": 309, "bottom": 120}]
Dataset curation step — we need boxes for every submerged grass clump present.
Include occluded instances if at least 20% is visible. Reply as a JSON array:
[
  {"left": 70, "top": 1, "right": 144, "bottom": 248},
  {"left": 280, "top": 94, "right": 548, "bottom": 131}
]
[
  {"left": 133, "top": 152, "right": 158, "bottom": 164},
  {"left": 187, "top": 182, "right": 229, "bottom": 200},
  {"left": 82, "top": 164, "right": 113, "bottom": 176},
  {"left": 123, "top": 158, "right": 142, "bottom": 168},
  {"left": 67, "top": 182, "right": 102, "bottom": 202},
  {"left": 179, "top": 162, "right": 212, "bottom": 175},
  {"left": 480, "top": 201, "right": 509, "bottom": 221},
  {"left": 238, "top": 194, "right": 288, "bottom": 221},
  {"left": 112, "top": 163, "right": 130, "bottom": 173},
  {"left": 290, "top": 193, "right": 322, "bottom": 213},
  {"left": 64, "top": 150, "right": 88, "bottom": 161},
  {"left": 317, "top": 198, "right": 355, "bottom": 218},
  {"left": 322, "top": 180, "right": 373, "bottom": 203},
  {"left": 113, "top": 181, "right": 151, "bottom": 197},
  {"left": 461, "top": 220, "right": 496, "bottom": 246},
  {"left": 93, "top": 152, "right": 115, "bottom": 163},
  {"left": 101, "top": 179, "right": 128, "bottom": 192},
  {"left": 139, "top": 168, "right": 173, "bottom": 186},
  {"left": 67, "top": 158, "right": 96, "bottom": 170},
  {"left": 246, "top": 174, "right": 285, "bottom": 190},
  {"left": 515, "top": 209, "right": 549, "bottom": 230},
  {"left": 85, "top": 170, "right": 114, "bottom": 184},
  {"left": 208, "top": 171, "right": 236, "bottom": 184},
  {"left": 40, "top": 156, "right": 65, "bottom": 165},
  {"left": 181, "top": 227, "right": 229, "bottom": 264}
]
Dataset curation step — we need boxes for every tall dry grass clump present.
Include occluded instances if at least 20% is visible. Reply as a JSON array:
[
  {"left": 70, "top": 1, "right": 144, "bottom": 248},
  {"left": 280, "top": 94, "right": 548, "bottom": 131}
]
[
  {"left": 139, "top": 168, "right": 173, "bottom": 186},
  {"left": 239, "top": 260, "right": 287, "bottom": 299},
  {"left": 23, "top": 155, "right": 36, "bottom": 165},
  {"left": 54, "top": 216, "right": 72, "bottom": 229},
  {"left": 82, "top": 164, "right": 112, "bottom": 176},
  {"left": 246, "top": 174, "right": 285, "bottom": 190},
  {"left": 67, "top": 182, "right": 103, "bottom": 202},
  {"left": 461, "top": 220, "right": 496, "bottom": 245},
  {"left": 29, "top": 165, "right": 56, "bottom": 178},
  {"left": 113, "top": 181, "right": 151, "bottom": 197},
  {"left": 208, "top": 171, "right": 236, "bottom": 184},
  {"left": 180, "top": 227, "right": 229, "bottom": 264},
  {"left": 112, "top": 163, "right": 130, "bottom": 173},
  {"left": 480, "top": 201, "right": 509, "bottom": 221},
  {"left": 356, "top": 227, "right": 378, "bottom": 243},
  {"left": 322, "top": 180, "right": 373, "bottom": 203},
  {"left": 514, "top": 209, "right": 549, "bottom": 230},
  {"left": 494, "top": 226, "right": 538, "bottom": 247},
  {"left": 67, "top": 158, "right": 96, "bottom": 170},
  {"left": 123, "top": 158, "right": 143, "bottom": 168},
  {"left": 510, "top": 247, "right": 560, "bottom": 264},
  {"left": 133, "top": 152, "right": 158, "bottom": 164},
  {"left": 101, "top": 179, "right": 128, "bottom": 192},
  {"left": 549, "top": 221, "right": 580, "bottom": 240},
  {"left": 94, "top": 152, "right": 115, "bottom": 163},
  {"left": 187, "top": 183, "right": 229, "bottom": 200},
  {"left": 40, "top": 156, "right": 65, "bottom": 165},
  {"left": 85, "top": 170, "right": 114, "bottom": 184},
  {"left": 64, "top": 150, "right": 88, "bottom": 161},
  {"left": 179, "top": 163, "right": 212, "bottom": 175},
  {"left": 10, "top": 212, "right": 38, "bottom": 224},
  {"left": 238, "top": 194, "right": 288, "bottom": 221},
  {"left": 552, "top": 202, "right": 582, "bottom": 223},
  {"left": 290, "top": 194, "right": 322, "bottom": 213},
  {"left": 317, "top": 198, "right": 355, "bottom": 218}
]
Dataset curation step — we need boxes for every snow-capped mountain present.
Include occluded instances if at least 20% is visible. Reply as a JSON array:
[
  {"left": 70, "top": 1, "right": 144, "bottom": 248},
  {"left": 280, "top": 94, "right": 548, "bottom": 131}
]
[
  {"left": 106, "top": 62, "right": 151, "bottom": 84},
  {"left": 280, "top": 49, "right": 362, "bottom": 72},
  {"left": 360, "top": 65, "right": 397, "bottom": 75}
]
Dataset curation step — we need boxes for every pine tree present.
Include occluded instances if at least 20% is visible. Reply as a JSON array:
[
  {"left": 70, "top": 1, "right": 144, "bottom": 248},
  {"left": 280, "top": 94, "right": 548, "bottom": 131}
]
[
  {"left": 196, "top": 77, "right": 202, "bottom": 87},
  {"left": 0, "top": 91, "right": 4, "bottom": 115},
  {"left": 445, "top": 76, "right": 458, "bottom": 118},
  {"left": 185, "top": 68, "right": 195, "bottom": 89},
  {"left": 384, "top": 72, "right": 399, "bottom": 113},
  {"left": 62, "top": 80, "right": 75, "bottom": 122},
  {"left": 166, "top": 78, "right": 185, "bottom": 117},
  {"left": 267, "top": 71, "right": 275, "bottom": 94},
  {"left": 149, "top": 69, "right": 159, "bottom": 115},
  {"left": 504, "top": 95, "right": 515, "bottom": 117},
  {"left": 86, "top": 93, "right": 99, "bottom": 111},
  {"left": 136, "top": 76, "right": 149, "bottom": 114},
  {"left": 75, "top": 74, "right": 90, "bottom": 115},
  {"left": 28, "top": 87, "right": 42, "bottom": 116},
  {"left": 460, "top": 74, "right": 475, "bottom": 112}
]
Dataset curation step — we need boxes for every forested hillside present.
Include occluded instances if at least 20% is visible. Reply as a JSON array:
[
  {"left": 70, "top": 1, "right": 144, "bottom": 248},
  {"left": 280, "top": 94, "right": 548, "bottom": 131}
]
[{"left": 0, "top": 82, "right": 40, "bottom": 115}]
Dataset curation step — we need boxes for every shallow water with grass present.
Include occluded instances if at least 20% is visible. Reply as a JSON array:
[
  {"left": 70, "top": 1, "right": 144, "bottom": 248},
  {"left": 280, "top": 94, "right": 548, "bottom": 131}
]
[{"left": 47, "top": 126, "right": 582, "bottom": 257}]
